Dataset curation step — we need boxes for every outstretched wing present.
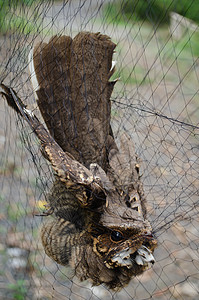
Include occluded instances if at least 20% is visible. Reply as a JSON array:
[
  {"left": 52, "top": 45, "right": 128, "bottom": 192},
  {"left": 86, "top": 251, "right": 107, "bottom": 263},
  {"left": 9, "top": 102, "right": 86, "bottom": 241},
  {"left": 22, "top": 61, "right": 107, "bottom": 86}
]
[
  {"left": 30, "top": 32, "right": 116, "bottom": 170},
  {"left": 0, "top": 84, "right": 103, "bottom": 206}
]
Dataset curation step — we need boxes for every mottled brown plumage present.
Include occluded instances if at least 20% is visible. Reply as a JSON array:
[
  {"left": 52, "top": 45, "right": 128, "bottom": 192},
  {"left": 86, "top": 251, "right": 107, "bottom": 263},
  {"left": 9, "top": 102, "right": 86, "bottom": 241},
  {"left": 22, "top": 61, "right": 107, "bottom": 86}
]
[{"left": 1, "top": 32, "right": 157, "bottom": 289}]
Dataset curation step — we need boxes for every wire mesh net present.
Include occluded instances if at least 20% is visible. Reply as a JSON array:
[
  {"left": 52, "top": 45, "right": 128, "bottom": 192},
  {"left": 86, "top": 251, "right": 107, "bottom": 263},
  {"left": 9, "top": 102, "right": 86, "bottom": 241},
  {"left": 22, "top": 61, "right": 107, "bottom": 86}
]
[{"left": 0, "top": 0, "right": 199, "bottom": 299}]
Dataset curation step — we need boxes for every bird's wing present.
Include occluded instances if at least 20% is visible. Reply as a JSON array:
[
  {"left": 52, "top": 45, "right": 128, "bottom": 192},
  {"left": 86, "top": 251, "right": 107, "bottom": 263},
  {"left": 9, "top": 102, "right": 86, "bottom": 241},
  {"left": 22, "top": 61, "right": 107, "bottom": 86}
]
[
  {"left": 0, "top": 84, "right": 103, "bottom": 206},
  {"left": 108, "top": 132, "right": 140, "bottom": 188}
]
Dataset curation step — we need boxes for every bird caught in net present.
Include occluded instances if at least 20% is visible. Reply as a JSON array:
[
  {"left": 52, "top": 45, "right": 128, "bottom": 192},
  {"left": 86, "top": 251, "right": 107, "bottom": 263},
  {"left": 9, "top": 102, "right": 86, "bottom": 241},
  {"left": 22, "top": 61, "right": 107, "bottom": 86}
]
[
  {"left": 0, "top": 1, "right": 199, "bottom": 299},
  {"left": 1, "top": 31, "right": 157, "bottom": 290}
]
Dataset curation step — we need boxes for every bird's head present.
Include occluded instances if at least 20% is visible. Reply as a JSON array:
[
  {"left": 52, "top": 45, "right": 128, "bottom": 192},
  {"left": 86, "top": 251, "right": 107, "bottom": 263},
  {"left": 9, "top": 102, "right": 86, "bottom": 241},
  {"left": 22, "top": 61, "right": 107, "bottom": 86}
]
[{"left": 91, "top": 225, "right": 157, "bottom": 271}]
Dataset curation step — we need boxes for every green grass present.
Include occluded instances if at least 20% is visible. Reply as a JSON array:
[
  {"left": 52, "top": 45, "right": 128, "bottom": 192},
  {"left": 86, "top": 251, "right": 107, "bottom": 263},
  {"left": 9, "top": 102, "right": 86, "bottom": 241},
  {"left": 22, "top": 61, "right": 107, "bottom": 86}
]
[
  {"left": 3, "top": 16, "right": 38, "bottom": 35},
  {"left": 104, "top": 0, "right": 199, "bottom": 27},
  {"left": 103, "top": 2, "right": 128, "bottom": 26},
  {"left": 112, "top": 65, "right": 153, "bottom": 86},
  {"left": 103, "top": 1, "right": 170, "bottom": 27},
  {"left": 160, "top": 30, "right": 199, "bottom": 76},
  {"left": 0, "top": 0, "right": 40, "bottom": 34},
  {"left": 8, "top": 280, "right": 28, "bottom": 300},
  {"left": 160, "top": 29, "right": 199, "bottom": 60},
  {"left": 175, "top": 31, "right": 199, "bottom": 58}
]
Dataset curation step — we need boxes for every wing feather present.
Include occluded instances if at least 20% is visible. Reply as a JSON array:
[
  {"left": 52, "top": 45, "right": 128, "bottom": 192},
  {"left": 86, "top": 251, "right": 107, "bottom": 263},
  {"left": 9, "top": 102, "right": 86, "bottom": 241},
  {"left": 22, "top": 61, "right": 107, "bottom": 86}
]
[{"left": 0, "top": 84, "right": 102, "bottom": 205}]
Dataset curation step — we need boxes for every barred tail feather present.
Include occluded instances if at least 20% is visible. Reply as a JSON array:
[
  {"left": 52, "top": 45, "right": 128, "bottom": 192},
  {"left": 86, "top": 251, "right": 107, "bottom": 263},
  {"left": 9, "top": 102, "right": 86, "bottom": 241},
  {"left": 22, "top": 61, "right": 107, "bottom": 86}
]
[{"left": 29, "top": 32, "right": 116, "bottom": 170}]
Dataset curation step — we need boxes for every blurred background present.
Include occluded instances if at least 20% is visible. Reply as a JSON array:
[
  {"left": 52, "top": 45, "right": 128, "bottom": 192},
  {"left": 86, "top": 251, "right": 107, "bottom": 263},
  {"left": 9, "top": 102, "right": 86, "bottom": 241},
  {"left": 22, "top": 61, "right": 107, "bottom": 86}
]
[{"left": 0, "top": 0, "right": 199, "bottom": 299}]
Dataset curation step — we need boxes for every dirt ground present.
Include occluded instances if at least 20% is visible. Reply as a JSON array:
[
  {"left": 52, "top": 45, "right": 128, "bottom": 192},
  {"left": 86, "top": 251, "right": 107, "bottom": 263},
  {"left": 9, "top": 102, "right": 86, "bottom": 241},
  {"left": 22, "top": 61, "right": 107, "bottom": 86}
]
[{"left": 0, "top": 1, "right": 199, "bottom": 299}]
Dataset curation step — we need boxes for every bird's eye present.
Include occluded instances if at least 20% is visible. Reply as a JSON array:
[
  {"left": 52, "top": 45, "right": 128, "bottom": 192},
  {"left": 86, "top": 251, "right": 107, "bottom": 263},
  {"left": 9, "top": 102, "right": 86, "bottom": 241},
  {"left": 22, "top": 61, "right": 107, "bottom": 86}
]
[{"left": 110, "top": 230, "right": 124, "bottom": 242}]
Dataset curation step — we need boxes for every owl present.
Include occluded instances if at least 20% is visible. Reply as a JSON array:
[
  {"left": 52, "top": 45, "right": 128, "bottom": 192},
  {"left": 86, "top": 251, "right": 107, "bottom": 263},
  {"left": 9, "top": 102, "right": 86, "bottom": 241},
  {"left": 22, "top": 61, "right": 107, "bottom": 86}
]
[{"left": 1, "top": 32, "right": 157, "bottom": 289}]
